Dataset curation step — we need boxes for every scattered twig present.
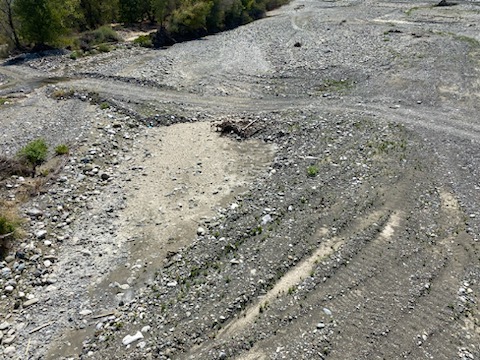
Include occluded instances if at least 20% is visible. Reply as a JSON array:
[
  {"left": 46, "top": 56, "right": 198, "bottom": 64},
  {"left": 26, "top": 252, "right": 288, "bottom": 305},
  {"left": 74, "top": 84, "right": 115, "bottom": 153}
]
[
  {"left": 29, "top": 321, "right": 54, "bottom": 334},
  {"left": 0, "top": 232, "right": 14, "bottom": 239},
  {"left": 242, "top": 119, "right": 259, "bottom": 131},
  {"left": 92, "top": 311, "right": 115, "bottom": 320}
]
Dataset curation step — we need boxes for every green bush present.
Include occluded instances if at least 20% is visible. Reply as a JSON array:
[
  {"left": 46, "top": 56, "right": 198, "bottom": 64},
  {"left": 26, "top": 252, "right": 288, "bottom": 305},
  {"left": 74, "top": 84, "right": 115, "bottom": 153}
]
[
  {"left": 17, "top": 139, "right": 48, "bottom": 174},
  {"left": 97, "top": 43, "right": 111, "bottom": 52},
  {"left": 0, "top": 215, "right": 16, "bottom": 236},
  {"left": 70, "top": 50, "right": 82, "bottom": 60},
  {"left": 307, "top": 165, "right": 319, "bottom": 177},
  {"left": 0, "top": 208, "right": 23, "bottom": 259},
  {"left": 55, "top": 144, "right": 69, "bottom": 155},
  {"left": 92, "top": 25, "right": 120, "bottom": 43},
  {"left": 79, "top": 26, "right": 120, "bottom": 51},
  {"left": 133, "top": 35, "right": 153, "bottom": 48},
  {"left": 100, "top": 102, "right": 110, "bottom": 109}
]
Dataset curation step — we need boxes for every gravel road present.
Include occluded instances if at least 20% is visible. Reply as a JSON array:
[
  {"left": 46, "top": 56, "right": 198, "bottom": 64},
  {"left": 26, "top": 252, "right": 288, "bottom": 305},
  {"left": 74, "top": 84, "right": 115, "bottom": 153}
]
[{"left": 0, "top": 0, "right": 480, "bottom": 359}]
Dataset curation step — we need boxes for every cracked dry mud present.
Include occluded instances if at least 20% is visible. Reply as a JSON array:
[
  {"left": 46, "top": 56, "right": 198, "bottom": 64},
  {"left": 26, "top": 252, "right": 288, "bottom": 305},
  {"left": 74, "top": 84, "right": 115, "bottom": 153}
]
[{"left": 1, "top": 0, "right": 480, "bottom": 359}]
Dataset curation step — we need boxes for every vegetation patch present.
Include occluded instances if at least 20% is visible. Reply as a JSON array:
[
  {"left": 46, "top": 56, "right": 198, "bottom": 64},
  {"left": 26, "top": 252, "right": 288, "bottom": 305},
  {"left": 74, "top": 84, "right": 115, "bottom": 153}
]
[
  {"left": 0, "top": 204, "right": 23, "bottom": 259},
  {"left": 17, "top": 139, "right": 48, "bottom": 175},
  {"left": 0, "top": 156, "right": 33, "bottom": 179},
  {"left": 307, "top": 165, "right": 319, "bottom": 177},
  {"left": 133, "top": 34, "right": 153, "bottom": 48},
  {"left": 55, "top": 144, "right": 69, "bottom": 155},
  {"left": 51, "top": 88, "right": 75, "bottom": 100},
  {"left": 78, "top": 26, "right": 120, "bottom": 51},
  {"left": 317, "top": 78, "right": 354, "bottom": 93}
]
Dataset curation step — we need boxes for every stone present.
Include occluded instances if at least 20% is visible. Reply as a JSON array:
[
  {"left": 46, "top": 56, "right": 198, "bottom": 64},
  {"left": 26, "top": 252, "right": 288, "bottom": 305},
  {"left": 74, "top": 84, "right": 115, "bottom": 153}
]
[
  {"left": 323, "top": 308, "right": 332, "bottom": 316},
  {"left": 26, "top": 209, "right": 43, "bottom": 218},
  {"left": 3, "top": 335, "right": 15, "bottom": 344},
  {"left": 0, "top": 322, "right": 10, "bottom": 330},
  {"left": 79, "top": 309, "right": 93, "bottom": 316},
  {"left": 122, "top": 331, "right": 143, "bottom": 346},
  {"left": 261, "top": 214, "right": 273, "bottom": 225},
  {"left": 141, "top": 325, "right": 151, "bottom": 333},
  {"left": 166, "top": 281, "right": 178, "bottom": 287},
  {"left": 3, "top": 346, "right": 15, "bottom": 356},
  {"left": 5, "top": 285, "right": 14, "bottom": 293},
  {"left": 100, "top": 173, "right": 110, "bottom": 181},
  {"left": 197, "top": 227, "right": 206, "bottom": 236},
  {"left": 219, "top": 351, "right": 227, "bottom": 359},
  {"left": 316, "top": 322, "right": 326, "bottom": 329},
  {"left": 35, "top": 230, "right": 47, "bottom": 240},
  {"left": 4, "top": 255, "right": 15, "bottom": 263},
  {"left": 1, "top": 267, "right": 12, "bottom": 278},
  {"left": 23, "top": 298, "right": 39, "bottom": 307}
]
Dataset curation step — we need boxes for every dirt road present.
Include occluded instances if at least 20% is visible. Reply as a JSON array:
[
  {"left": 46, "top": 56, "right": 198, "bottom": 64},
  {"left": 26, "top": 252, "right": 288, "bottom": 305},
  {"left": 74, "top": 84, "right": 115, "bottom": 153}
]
[{"left": 0, "top": 0, "right": 479, "bottom": 359}]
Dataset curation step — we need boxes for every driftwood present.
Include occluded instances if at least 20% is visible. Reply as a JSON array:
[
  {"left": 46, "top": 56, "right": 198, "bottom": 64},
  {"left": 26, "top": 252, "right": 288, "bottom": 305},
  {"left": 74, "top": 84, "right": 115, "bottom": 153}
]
[
  {"left": 29, "top": 321, "right": 54, "bottom": 334},
  {"left": 214, "top": 119, "right": 262, "bottom": 138}
]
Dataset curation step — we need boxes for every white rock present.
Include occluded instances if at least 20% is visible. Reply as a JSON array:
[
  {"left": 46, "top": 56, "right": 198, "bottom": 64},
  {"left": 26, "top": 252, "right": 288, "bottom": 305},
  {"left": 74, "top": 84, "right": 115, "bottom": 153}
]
[
  {"left": 166, "top": 281, "right": 178, "bottom": 287},
  {"left": 4, "top": 285, "right": 14, "bottom": 293},
  {"left": 3, "top": 346, "right": 15, "bottom": 355},
  {"left": 122, "top": 331, "right": 143, "bottom": 346},
  {"left": 45, "top": 285, "right": 57, "bottom": 292},
  {"left": 141, "top": 325, "right": 151, "bottom": 333},
  {"left": 23, "top": 298, "right": 39, "bottom": 307},
  {"left": 0, "top": 322, "right": 10, "bottom": 330},
  {"left": 35, "top": 230, "right": 47, "bottom": 239},
  {"left": 323, "top": 308, "right": 332, "bottom": 316},
  {"left": 44, "top": 240, "right": 52, "bottom": 246},
  {"left": 261, "top": 214, "right": 273, "bottom": 225},
  {"left": 44, "top": 260, "right": 52, "bottom": 268},
  {"left": 197, "top": 227, "right": 206, "bottom": 236},
  {"left": 79, "top": 309, "right": 93, "bottom": 316}
]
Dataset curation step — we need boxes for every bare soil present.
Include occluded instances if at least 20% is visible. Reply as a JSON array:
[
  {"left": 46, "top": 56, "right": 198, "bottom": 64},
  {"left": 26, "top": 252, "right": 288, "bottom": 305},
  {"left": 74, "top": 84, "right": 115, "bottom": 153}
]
[{"left": 0, "top": 1, "right": 480, "bottom": 359}]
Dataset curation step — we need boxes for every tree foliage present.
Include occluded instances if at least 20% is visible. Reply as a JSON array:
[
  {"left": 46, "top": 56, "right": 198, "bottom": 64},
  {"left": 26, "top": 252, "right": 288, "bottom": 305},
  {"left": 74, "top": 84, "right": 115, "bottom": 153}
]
[
  {"left": 0, "top": 0, "right": 288, "bottom": 50},
  {"left": 13, "top": 0, "right": 81, "bottom": 46}
]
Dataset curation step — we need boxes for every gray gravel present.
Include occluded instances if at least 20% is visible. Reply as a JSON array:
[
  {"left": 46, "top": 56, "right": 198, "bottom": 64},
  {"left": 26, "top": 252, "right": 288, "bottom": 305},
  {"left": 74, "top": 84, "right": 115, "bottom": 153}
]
[{"left": 1, "top": 0, "right": 480, "bottom": 359}]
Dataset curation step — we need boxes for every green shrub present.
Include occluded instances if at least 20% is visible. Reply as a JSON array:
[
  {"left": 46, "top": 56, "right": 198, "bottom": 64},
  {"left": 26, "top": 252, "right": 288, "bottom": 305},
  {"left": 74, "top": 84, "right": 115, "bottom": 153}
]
[
  {"left": 0, "top": 215, "right": 16, "bottom": 236},
  {"left": 55, "top": 144, "right": 69, "bottom": 155},
  {"left": 0, "top": 209, "right": 22, "bottom": 258},
  {"left": 133, "top": 35, "right": 153, "bottom": 48},
  {"left": 70, "top": 50, "right": 82, "bottom": 60},
  {"left": 97, "top": 44, "right": 111, "bottom": 53},
  {"left": 307, "top": 165, "right": 319, "bottom": 177},
  {"left": 79, "top": 26, "right": 120, "bottom": 51},
  {"left": 17, "top": 139, "right": 48, "bottom": 174}
]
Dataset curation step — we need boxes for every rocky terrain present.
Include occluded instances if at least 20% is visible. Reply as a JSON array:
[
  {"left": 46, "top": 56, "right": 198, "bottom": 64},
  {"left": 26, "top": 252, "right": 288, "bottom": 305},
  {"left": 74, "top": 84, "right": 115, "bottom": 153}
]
[{"left": 0, "top": 0, "right": 480, "bottom": 359}]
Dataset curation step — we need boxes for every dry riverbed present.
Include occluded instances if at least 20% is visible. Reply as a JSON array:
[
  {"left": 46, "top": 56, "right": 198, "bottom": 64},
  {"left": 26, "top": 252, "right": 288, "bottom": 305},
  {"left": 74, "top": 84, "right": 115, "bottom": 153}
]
[{"left": 1, "top": 0, "right": 480, "bottom": 359}]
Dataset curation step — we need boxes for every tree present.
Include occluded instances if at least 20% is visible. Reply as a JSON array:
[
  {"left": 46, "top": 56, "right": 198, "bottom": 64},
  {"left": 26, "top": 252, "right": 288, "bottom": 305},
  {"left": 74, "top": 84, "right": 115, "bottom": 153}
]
[
  {"left": 119, "top": 0, "right": 152, "bottom": 23},
  {"left": 78, "top": 0, "right": 119, "bottom": 30},
  {"left": 169, "top": 0, "right": 213, "bottom": 37},
  {"left": 0, "top": 0, "right": 21, "bottom": 48},
  {"left": 13, "top": 0, "right": 80, "bottom": 46}
]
